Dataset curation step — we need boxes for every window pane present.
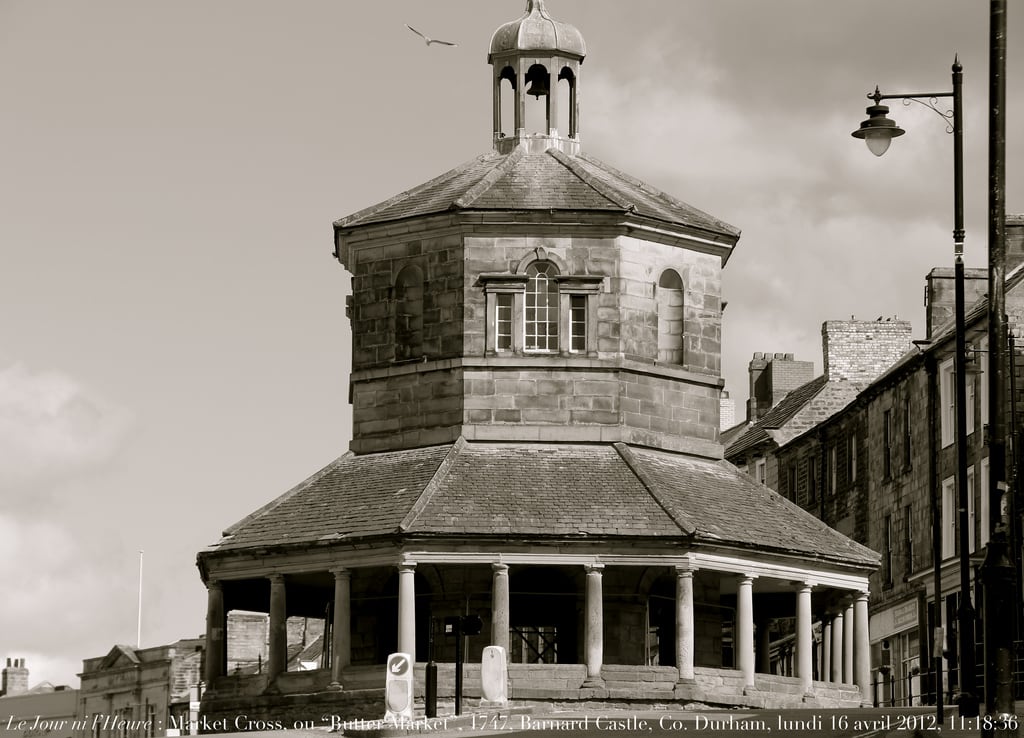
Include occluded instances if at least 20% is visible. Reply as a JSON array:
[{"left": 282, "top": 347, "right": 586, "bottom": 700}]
[{"left": 570, "top": 294, "right": 586, "bottom": 352}]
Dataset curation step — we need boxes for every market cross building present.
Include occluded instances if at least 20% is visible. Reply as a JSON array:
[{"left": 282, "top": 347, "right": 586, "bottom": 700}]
[{"left": 196, "top": 0, "right": 880, "bottom": 723}]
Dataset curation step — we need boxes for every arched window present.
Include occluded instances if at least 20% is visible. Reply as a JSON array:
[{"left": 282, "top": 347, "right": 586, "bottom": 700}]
[
  {"left": 525, "top": 261, "right": 559, "bottom": 352},
  {"left": 657, "top": 269, "right": 684, "bottom": 364},
  {"left": 394, "top": 265, "right": 423, "bottom": 361}
]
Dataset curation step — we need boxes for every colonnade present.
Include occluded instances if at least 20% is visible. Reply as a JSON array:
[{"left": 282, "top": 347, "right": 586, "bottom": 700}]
[{"left": 203, "top": 562, "right": 873, "bottom": 706}]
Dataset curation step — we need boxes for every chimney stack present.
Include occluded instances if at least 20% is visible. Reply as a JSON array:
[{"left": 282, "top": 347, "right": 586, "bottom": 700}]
[
  {"left": 746, "top": 352, "right": 814, "bottom": 421},
  {"left": 1, "top": 658, "right": 29, "bottom": 697},
  {"left": 822, "top": 319, "right": 913, "bottom": 382}
]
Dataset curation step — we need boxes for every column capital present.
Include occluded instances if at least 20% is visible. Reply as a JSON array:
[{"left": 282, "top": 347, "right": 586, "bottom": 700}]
[
  {"left": 331, "top": 567, "right": 351, "bottom": 579},
  {"left": 397, "top": 561, "right": 417, "bottom": 573},
  {"left": 492, "top": 562, "right": 509, "bottom": 574},
  {"left": 206, "top": 579, "right": 223, "bottom": 591},
  {"left": 855, "top": 590, "right": 870, "bottom": 601},
  {"left": 584, "top": 562, "right": 605, "bottom": 573},
  {"left": 675, "top": 567, "right": 695, "bottom": 579},
  {"left": 268, "top": 573, "right": 285, "bottom": 584}
]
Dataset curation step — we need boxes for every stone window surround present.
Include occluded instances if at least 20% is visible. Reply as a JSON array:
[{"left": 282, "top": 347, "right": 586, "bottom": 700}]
[{"left": 480, "top": 271, "right": 603, "bottom": 357}]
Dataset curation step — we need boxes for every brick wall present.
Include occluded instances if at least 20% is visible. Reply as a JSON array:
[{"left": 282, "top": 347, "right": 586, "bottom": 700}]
[
  {"left": 746, "top": 353, "right": 814, "bottom": 421},
  {"left": 822, "top": 319, "right": 912, "bottom": 382}
]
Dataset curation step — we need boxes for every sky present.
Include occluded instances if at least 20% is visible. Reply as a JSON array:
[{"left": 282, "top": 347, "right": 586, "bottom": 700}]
[{"left": 1, "top": 1, "right": 1022, "bottom": 688}]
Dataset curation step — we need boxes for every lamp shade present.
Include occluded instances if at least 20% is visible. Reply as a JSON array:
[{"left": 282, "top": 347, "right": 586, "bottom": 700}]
[{"left": 851, "top": 103, "right": 905, "bottom": 157}]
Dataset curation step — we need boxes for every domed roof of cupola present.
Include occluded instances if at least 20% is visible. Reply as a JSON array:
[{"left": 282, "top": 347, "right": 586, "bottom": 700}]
[{"left": 488, "top": 0, "right": 586, "bottom": 61}]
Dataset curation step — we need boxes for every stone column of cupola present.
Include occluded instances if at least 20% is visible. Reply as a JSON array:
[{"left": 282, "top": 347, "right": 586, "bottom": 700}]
[
  {"left": 329, "top": 568, "right": 351, "bottom": 688},
  {"left": 843, "top": 599, "right": 855, "bottom": 684},
  {"left": 397, "top": 563, "right": 417, "bottom": 661},
  {"left": 491, "top": 564, "right": 511, "bottom": 659},
  {"left": 822, "top": 618, "right": 832, "bottom": 683},
  {"left": 853, "top": 592, "right": 871, "bottom": 706},
  {"left": 203, "top": 580, "right": 226, "bottom": 684},
  {"left": 795, "top": 583, "right": 814, "bottom": 697},
  {"left": 675, "top": 567, "right": 695, "bottom": 683},
  {"left": 267, "top": 574, "right": 287, "bottom": 681},
  {"left": 736, "top": 576, "right": 756, "bottom": 692},
  {"left": 582, "top": 564, "right": 604, "bottom": 687},
  {"left": 831, "top": 610, "right": 844, "bottom": 683}
]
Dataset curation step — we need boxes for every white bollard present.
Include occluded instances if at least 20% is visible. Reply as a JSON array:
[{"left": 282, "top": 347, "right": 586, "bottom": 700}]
[
  {"left": 384, "top": 652, "right": 414, "bottom": 720},
  {"left": 480, "top": 646, "right": 508, "bottom": 705}
]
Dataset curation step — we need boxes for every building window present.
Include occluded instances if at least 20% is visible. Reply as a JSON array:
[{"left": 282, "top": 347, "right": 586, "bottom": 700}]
[
  {"left": 569, "top": 294, "right": 587, "bottom": 353},
  {"left": 941, "top": 476, "right": 955, "bottom": 559},
  {"left": 883, "top": 409, "right": 893, "bottom": 479},
  {"left": 884, "top": 514, "right": 894, "bottom": 587},
  {"left": 656, "top": 269, "right": 684, "bottom": 364},
  {"left": 788, "top": 464, "right": 797, "bottom": 501},
  {"left": 980, "top": 458, "right": 990, "bottom": 548},
  {"left": 980, "top": 339, "right": 990, "bottom": 429},
  {"left": 829, "top": 444, "right": 837, "bottom": 495},
  {"left": 939, "top": 358, "right": 955, "bottom": 447},
  {"left": 394, "top": 264, "right": 424, "bottom": 361},
  {"left": 966, "top": 371, "right": 976, "bottom": 436},
  {"left": 495, "top": 293, "right": 513, "bottom": 351},
  {"left": 849, "top": 431, "right": 857, "bottom": 483},
  {"left": 807, "top": 456, "right": 817, "bottom": 504},
  {"left": 902, "top": 397, "right": 912, "bottom": 469},
  {"left": 525, "top": 261, "right": 559, "bottom": 352},
  {"left": 967, "top": 465, "right": 976, "bottom": 552},
  {"left": 754, "top": 458, "right": 766, "bottom": 485},
  {"left": 905, "top": 504, "right": 914, "bottom": 576}
]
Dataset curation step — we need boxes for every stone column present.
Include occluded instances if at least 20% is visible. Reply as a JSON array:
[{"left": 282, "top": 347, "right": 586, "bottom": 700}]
[
  {"left": 854, "top": 592, "right": 872, "bottom": 707},
  {"left": 675, "top": 567, "right": 695, "bottom": 682},
  {"left": 822, "top": 618, "right": 832, "bottom": 683},
  {"left": 491, "top": 563, "right": 510, "bottom": 657},
  {"left": 203, "top": 580, "right": 225, "bottom": 684},
  {"left": 831, "top": 611, "right": 844, "bottom": 682},
  {"left": 843, "top": 599, "right": 855, "bottom": 685},
  {"left": 267, "top": 574, "right": 287, "bottom": 680},
  {"left": 583, "top": 564, "right": 604, "bottom": 685},
  {"left": 397, "top": 563, "right": 417, "bottom": 660},
  {"left": 756, "top": 618, "right": 772, "bottom": 675},
  {"left": 330, "top": 568, "right": 351, "bottom": 687},
  {"left": 796, "top": 584, "right": 813, "bottom": 696},
  {"left": 736, "top": 576, "right": 755, "bottom": 692}
]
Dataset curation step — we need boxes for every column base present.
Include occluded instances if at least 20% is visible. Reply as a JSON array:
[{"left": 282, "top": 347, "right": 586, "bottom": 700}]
[
  {"left": 326, "top": 681, "right": 344, "bottom": 692},
  {"left": 581, "top": 676, "right": 605, "bottom": 689},
  {"left": 801, "top": 692, "right": 815, "bottom": 703},
  {"left": 675, "top": 677, "right": 697, "bottom": 685},
  {"left": 742, "top": 685, "right": 759, "bottom": 697}
]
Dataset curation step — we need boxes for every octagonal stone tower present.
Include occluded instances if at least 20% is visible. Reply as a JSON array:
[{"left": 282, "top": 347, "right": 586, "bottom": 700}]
[{"left": 335, "top": 0, "right": 740, "bottom": 459}]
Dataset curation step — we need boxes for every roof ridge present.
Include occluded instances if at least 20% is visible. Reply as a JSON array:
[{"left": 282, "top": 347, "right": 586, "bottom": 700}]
[
  {"left": 398, "top": 437, "right": 467, "bottom": 532},
  {"left": 453, "top": 146, "right": 526, "bottom": 209},
  {"left": 546, "top": 148, "right": 632, "bottom": 210},
  {"left": 334, "top": 154, "right": 495, "bottom": 229},
  {"left": 613, "top": 443, "right": 696, "bottom": 535},
  {"left": 221, "top": 452, "right": 354, "bottom": 537},
  {"left": 576, "top": 152, "right": 741, "bottom": 237}
]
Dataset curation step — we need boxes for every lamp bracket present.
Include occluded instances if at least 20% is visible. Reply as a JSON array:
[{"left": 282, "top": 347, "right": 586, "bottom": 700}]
[{"left": 868, "top": 88, "right": 955, "bottom": 133}]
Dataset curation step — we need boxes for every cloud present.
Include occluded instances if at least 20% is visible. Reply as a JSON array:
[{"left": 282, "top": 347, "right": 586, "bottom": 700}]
[{"left": 0, "top": 364, "right": 132, "bottom": 492}]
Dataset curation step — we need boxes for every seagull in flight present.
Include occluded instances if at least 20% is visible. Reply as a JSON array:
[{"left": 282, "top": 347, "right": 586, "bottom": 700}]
[{"left": 405, "top": 24, "right": 457, "bottom": 47}]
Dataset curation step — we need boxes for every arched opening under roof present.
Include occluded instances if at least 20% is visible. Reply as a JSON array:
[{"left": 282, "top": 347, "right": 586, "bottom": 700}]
[
  {"left": 497, "top": 66, "right": 516, "bottom": 138},
  {"left": 657, "top": 269, "right": 685, "bottom": 365},
  {"left": 524, "top": 63, "right": 550, "bottom": 135}
]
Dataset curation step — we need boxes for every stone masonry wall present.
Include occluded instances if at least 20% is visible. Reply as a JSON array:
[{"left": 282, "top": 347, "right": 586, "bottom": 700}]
[{"left": 346, "top": 229, "right": 464, "bottom": 370}]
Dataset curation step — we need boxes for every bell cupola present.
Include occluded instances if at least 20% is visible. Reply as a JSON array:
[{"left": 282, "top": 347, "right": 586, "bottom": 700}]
[{"left": 488, "top": 0, "right": 586, "bottom": 155}]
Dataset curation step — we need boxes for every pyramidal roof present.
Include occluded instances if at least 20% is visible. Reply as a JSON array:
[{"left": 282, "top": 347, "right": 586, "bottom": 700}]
[
  {"left": 333, "top": 146, "right": 740, "bottom": 244},
  {"left": 202, "top": 439, "right": 878, "bottom": 569}
]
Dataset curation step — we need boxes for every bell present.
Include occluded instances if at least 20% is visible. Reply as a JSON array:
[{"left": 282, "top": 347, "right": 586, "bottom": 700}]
[{"left": 525, "top": 71, "right": 549, "bottom": 98}]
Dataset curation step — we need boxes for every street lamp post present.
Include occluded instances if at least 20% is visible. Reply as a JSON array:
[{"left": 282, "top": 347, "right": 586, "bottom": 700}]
[{"left": 852, "top": 58, "right": 980, "bottom": 720}]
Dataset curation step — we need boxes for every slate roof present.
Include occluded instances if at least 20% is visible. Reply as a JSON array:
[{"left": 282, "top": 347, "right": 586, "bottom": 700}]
[
  {"left": 204, "top": 439, "right": 877, "bottom": 568},
  {"left": 333, "top": 146, "right": 739, "bottom": 242},
  {"left": 726, "top": 375, "right": 828, "bottom": 458}
]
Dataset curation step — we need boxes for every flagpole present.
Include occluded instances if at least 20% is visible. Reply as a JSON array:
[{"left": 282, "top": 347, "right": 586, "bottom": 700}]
[{"left": 137, "top": 550, "right": 144, "bottom": 647}]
